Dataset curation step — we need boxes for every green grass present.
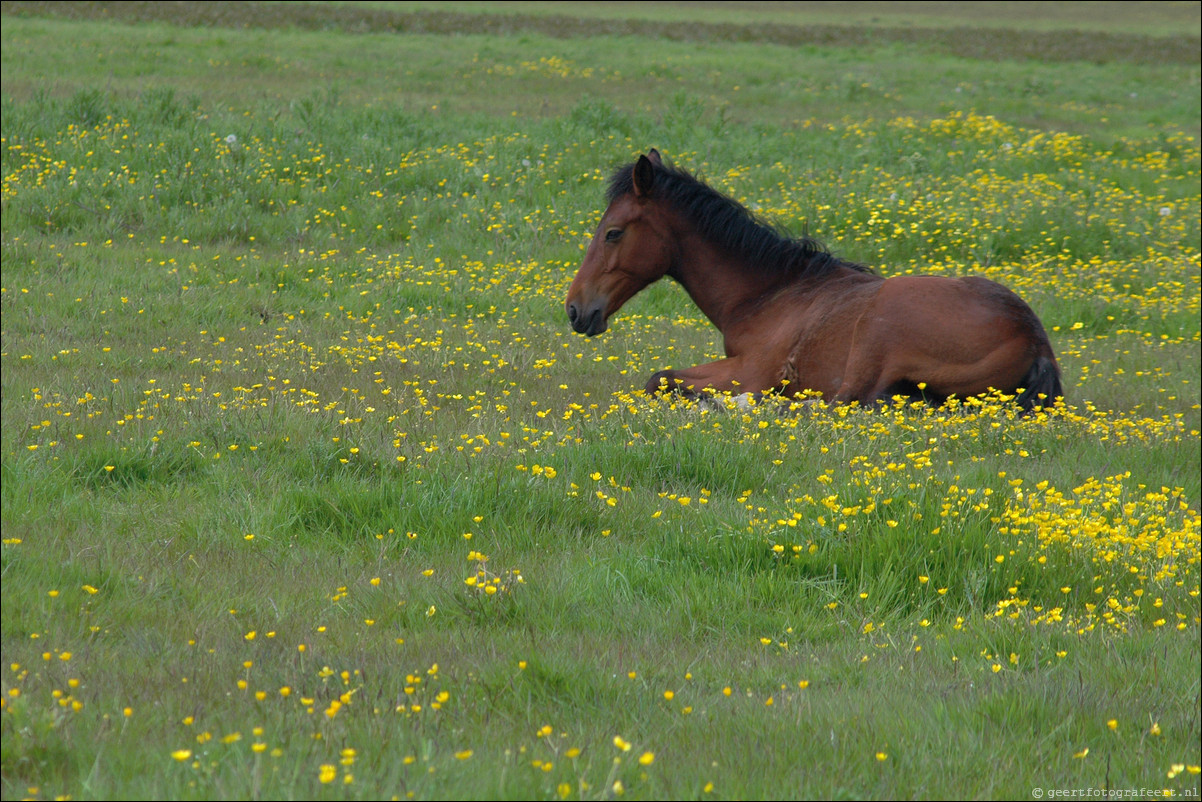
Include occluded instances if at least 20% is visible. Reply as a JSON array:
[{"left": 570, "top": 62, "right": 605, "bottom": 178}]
[{"left": 2, "top": 2, "right": 1200, "bottom": 799}]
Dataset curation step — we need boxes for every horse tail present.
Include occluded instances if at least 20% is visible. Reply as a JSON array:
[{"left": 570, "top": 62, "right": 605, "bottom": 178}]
[{"left": 1015, "top": 354, "right": 1063, "bottom": 412}]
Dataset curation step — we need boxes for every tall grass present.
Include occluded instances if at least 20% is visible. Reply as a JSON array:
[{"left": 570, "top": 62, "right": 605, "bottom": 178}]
[{"left": 2, "top": 3, "right": 1199, "bottom": 799}]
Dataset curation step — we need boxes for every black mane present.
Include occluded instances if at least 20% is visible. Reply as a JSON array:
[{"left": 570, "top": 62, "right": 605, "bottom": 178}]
[{"left": 607, "top": 159, "right": 871, "bottom": 278}]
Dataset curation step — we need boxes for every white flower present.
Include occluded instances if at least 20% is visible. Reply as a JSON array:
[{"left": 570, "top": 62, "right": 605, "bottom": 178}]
[{"left": 225, "top": 134, "right": 238, "bottom": 145}]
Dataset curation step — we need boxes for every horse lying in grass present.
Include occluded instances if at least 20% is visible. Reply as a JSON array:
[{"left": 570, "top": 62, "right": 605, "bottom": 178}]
[{"left": 565, "top": 150, "right": 1062, "bottom": 412}]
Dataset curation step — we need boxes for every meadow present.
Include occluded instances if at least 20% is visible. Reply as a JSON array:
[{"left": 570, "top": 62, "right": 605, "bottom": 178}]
[{"left": 1, "top": 2, "right": 1200, "bottom": 799}]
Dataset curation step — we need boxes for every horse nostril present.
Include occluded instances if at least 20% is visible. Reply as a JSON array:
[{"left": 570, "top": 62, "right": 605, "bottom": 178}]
[
  {"left": 585, "top": 307, "right": 605, "bottom": 336},
  {"left": 567, "top": 303, "right": 578, "bottom": 324}
]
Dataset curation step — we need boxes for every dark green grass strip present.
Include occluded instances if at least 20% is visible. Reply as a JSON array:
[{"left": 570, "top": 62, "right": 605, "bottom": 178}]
[{"left": 2, "top": 0, "right": 1198, "bottom": 65}]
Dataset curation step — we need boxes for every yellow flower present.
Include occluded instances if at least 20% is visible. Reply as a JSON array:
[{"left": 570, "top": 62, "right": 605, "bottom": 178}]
[
  {"left": 613, "top": 735, "right": 631, "bottom": 752},
  {"left": 171, "top": 749, "right": 192, "bottom": 762},
  {"left": 639, "top": 751, "right": 655, "bottom": 766},
  {"left": 319, "top": 764, "right": 337, "bottom": 784}
]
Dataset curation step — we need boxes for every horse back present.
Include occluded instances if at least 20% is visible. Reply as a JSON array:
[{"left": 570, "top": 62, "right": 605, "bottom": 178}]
[{"left": 872, "top": 274, "right": 1054, "bottom": 353}]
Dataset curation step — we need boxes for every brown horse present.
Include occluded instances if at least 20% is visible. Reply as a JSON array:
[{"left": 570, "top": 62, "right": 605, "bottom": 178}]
[{"left": 565, "top": 150, "right": 1062, "bottom": 411}]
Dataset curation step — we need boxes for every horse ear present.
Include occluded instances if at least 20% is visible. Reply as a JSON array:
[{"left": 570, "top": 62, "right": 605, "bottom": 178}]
[
  {"left": 646, "top": 148, "right": 663, "bottom": 166},
  {"left": 632, "top": 154, "right": 657, "bottom": 197}
]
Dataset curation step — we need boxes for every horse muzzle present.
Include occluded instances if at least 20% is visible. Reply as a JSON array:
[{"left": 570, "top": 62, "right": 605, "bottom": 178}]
[{"left": 566, "top": 301, "right": 608, "bottom": 336}]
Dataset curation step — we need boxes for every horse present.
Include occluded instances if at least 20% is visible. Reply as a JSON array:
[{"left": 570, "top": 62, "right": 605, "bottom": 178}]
[{"left": 565, "top": 150, "right": 1063, "bottom": 412}]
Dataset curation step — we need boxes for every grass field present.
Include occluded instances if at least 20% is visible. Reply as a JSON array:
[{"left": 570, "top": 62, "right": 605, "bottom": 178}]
[{"left": 1, "top": 1, "right": 1199, "bottom": 799}]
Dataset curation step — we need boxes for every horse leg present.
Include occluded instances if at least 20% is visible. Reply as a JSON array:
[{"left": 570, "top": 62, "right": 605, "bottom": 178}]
[
  {"left": 834, "top": 331, "right": 1039, "bottom": 408},
  {"left": 645, "top": 356, "right": 769, "bottom": 397},
  {"left": 831, "top": 276, "right": 1061, "bottom": 410},
  {"left": 831, "top": 353, "right": 900, "bottom": 408}
]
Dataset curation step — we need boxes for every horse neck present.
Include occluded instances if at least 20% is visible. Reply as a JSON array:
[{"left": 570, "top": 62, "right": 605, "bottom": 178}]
[{"left": 665, "top": 231, "right": 796, "bottom": 331}]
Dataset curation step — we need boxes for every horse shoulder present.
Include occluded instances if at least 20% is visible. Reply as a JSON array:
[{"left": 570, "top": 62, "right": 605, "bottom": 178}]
[{"left": 777, "top": 274, "right": 883, "bottom": 396}]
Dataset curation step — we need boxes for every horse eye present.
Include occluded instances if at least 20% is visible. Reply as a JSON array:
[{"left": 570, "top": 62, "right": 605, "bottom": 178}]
[{"left": 604, "top": 228, "right": 623, "bottom": 243}]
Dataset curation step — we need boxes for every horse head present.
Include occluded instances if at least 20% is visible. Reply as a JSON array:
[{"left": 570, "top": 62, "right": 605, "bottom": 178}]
[{"left": 565, "top": 150, "right": 675, "bottom": 336}]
